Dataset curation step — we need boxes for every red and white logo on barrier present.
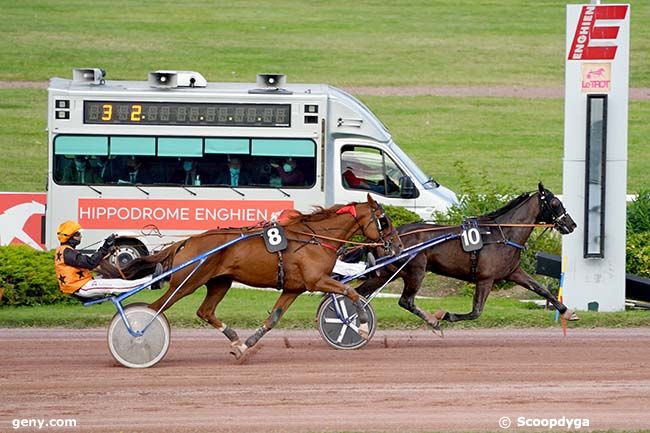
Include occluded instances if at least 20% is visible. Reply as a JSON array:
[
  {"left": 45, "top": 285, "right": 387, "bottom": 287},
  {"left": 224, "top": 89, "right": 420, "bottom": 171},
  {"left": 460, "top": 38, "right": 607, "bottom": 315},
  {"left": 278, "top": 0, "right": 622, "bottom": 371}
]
[
  {"left": 568, "top": 5, "right": 628, "bottom": 61},
  {"left": 0, "top": 193, "right": 46, "bottom": 250},
  {"left": 78, "top": 198, "right": 294, "bottom": 230},
  {"left": 581, "top": 63, "right": 612, "bottom": 93}
]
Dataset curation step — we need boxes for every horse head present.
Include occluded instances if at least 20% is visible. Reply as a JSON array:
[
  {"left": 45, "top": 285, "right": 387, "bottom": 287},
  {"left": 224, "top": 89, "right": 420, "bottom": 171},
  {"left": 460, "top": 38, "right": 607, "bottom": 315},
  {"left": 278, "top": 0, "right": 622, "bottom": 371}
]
[
  {"left": 537, "top": 182, "right": 577, "bottom": 235},
  {"left": 356, "top": 194, "right": 402, "bottom": 255}
]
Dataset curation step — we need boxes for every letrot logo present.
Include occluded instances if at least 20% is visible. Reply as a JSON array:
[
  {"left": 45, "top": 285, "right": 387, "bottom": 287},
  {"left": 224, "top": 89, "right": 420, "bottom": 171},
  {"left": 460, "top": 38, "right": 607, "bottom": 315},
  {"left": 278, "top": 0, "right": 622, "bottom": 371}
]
[
  {"left": 587, "top": 67, "right": 606, "bottom": 80},
  {"left": 568, "top": 5, "right": 628, "bottom": 61},
  {"left": 581, "top": 63, "right": 611, "bottom": 93}
]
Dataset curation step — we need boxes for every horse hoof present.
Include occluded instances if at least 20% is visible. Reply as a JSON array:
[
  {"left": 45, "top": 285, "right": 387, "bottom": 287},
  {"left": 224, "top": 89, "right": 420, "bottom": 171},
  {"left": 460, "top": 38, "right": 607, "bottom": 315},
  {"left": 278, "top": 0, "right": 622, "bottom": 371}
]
[
  {"left": 433, "top": 310, "right": 446, "bottom": 321},
  {"left": 229, "top": 342, "right": 248, "bottom": 359},
  {"left": 357, "top": 323, "right": 370, "bottom": 340},
  {"left": 563, "top": 309, "right": 580, "bottom": 321},
  {"left": 233, "top": 343, "right": 263, "bottom": 365},
  {"left": 429, "top": 321, "right": 444, "bottom": 338}
]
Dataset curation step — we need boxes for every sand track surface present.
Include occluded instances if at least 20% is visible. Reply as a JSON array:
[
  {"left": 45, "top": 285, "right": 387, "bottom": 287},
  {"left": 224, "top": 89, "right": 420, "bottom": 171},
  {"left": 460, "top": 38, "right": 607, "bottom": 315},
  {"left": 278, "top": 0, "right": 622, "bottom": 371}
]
[{"left": 2, "top": 327, "right": 649, "bottom": 432}]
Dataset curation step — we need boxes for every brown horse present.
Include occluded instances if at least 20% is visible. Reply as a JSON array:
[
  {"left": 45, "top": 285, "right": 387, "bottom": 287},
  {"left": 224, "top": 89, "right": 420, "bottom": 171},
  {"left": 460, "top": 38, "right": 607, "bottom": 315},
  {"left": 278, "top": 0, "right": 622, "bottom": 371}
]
[
  {"left": 117, "top": 195, "right": 401, "bottom": 359},
  {"left": 353, "top": 183, "right": 578, "bottom": 332}
]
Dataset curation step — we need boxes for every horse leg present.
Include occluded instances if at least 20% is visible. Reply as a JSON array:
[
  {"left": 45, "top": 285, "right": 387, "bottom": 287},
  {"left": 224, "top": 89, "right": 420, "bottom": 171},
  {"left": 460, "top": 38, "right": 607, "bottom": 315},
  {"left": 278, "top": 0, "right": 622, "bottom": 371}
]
[
  {"left": 311, "top": 276, "right": 371, "bottom": 340},
  {"left": 507, "top": 267, "right": 579, "bottom": 320},
  {"left": 440, "top": 278, "right": 493, "bottom": 322},
  {"left": 230, "top": 290, "right": 300, "bottom": 359},
  {"left": 355, "top": 276, "right": 384, "bottom": 298},
  {"left": 196, "top": 277, "right": 247, "bottom": 351},
  {"left": 396, "top": 260, "right": 442, "bottom": 334},
  {"left": 398, "top": 289, "right": 443, "bottom": 335}
]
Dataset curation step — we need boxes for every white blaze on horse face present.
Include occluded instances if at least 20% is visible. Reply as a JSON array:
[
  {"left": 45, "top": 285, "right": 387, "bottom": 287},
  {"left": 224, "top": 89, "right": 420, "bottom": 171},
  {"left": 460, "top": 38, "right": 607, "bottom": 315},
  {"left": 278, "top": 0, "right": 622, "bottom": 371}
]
[{"left": 0, "top": 201, "right": 46, "bottom": 251}]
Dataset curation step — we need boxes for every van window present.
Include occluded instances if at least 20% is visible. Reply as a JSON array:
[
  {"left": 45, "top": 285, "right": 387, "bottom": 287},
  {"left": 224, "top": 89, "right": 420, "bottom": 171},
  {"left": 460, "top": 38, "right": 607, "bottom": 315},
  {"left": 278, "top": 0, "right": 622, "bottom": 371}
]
[
  {"left": 158, "top": 137, "right": 202, "bottom": 157},
  {"left": 55, "top": 136, "right": 108, "bottom": 156},
  {"left": 340, "top": 145, "right": 404, "bottom": 197},
  {"left": 205, "top": 138, "right": 249, "bottom": 155},
  {"left": 52, "top": 134, "right": 316, "bottom": 188}
]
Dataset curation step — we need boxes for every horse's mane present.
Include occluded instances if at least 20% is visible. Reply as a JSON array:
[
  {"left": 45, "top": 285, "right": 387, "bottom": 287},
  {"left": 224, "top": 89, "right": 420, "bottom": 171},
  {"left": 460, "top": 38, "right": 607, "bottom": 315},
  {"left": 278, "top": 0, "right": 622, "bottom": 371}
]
[
  {"left": 280, "top": 203, "right": 360, "bottom": 227},
  {"left": 478, "top": 192, "right": 533, "bottom": 221}
]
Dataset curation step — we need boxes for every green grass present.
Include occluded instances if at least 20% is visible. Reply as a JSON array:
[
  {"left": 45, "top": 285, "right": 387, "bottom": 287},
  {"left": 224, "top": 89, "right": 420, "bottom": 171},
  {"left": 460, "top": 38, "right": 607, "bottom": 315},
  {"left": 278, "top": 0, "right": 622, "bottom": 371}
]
[
  {"left": 1, "top": 1, "right": 649, "bottom": 193},
  {"left": 2, "top": 1, "right": 649, "bottom": 87},
  {"left": 1, "top": 89, "right": 648, "bottom": 193},
  {"left": 1, "top": 287, "right": 648, "bottom": 328},
  {"left": 0, "top": 89, "right": 48, "bottom": 192}
]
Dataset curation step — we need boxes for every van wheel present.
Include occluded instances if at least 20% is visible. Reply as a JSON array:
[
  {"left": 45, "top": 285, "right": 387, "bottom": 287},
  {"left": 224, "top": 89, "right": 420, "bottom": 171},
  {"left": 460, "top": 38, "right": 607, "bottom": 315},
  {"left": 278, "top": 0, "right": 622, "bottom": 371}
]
[{"left": 110, "top": 240, "right": 148, "bottom": 268}]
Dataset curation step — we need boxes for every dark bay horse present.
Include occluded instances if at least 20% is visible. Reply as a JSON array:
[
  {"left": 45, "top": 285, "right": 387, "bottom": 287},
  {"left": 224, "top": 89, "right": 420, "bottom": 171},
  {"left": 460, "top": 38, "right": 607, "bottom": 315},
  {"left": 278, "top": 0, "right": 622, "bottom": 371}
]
[
  {"left": 117, "top": 195, "right": 401, "bottom": 359},
  {"left": 354, "top": 183, "right": 577, "bottom": 332}
]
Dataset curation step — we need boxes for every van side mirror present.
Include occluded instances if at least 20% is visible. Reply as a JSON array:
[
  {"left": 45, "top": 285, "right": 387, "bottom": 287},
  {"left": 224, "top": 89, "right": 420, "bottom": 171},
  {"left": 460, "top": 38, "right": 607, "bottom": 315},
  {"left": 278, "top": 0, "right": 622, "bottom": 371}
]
[{"left": 399, "top": 176, "right": 418, "bottom": 198}]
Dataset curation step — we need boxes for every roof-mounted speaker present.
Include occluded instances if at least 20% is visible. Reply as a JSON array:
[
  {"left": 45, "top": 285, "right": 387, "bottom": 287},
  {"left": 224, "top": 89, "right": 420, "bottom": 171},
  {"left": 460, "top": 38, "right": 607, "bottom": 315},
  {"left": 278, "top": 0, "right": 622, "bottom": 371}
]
[
  {"left": 148, "top": 70, "right": 207, "bottom": 88},
  {"left": 250, "top": 73, "right": 292, "bottom": 94},
  {"left": 72, "top": 68, "right": 106, "bottom": 85}
]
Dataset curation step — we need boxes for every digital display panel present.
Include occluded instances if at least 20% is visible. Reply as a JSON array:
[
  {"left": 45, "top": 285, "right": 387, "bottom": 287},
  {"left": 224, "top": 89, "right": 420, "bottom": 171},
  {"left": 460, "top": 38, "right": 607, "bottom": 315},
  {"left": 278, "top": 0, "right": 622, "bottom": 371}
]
[{"left": 83, "top": 101, "right": 291, "bottom": 127}]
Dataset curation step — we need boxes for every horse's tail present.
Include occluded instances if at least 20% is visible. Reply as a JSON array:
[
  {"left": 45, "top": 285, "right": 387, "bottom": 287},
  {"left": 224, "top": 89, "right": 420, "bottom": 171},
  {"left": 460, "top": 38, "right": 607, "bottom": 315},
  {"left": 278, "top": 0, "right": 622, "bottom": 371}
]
[{"left": 120, "top": 240, "right": 187, "bottom": 279}]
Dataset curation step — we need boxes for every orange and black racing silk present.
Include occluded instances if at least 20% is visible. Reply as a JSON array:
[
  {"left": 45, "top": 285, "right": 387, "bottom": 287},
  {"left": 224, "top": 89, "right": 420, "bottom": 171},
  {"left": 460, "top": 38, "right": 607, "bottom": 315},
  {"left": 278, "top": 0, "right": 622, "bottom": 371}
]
[{"left": 54, "top": 245, "right": 93, "bottom": 294}]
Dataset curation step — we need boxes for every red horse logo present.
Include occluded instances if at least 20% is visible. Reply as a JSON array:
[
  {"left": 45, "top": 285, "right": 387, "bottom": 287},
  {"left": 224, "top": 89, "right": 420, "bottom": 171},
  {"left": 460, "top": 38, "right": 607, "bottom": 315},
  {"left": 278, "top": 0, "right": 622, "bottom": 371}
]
[
  {"left": 0, "top": 201, "right": 45, "bottom": 250},
  {"left": 587, "top": 68, "right": 606, "bottom": 80}
]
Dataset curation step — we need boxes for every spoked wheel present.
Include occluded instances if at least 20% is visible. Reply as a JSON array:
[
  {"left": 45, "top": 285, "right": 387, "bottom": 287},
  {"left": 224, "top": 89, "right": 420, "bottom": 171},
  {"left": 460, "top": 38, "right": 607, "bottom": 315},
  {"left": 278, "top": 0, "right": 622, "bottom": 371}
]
[
  {"left": 107, "top": 302, "right": 170, "bottom": 368},
  {"left": 109, "top": 241, "right": 147, "bottom": 268},
  {"left": 317, "top": 294, "right": 376, "bottom": 350}
]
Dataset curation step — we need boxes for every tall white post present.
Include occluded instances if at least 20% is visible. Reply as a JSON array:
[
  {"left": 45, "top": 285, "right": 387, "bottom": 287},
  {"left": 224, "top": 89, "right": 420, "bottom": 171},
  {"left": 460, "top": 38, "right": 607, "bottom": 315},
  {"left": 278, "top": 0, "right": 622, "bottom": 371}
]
[{"left": 562, "top": 4, "right": 630, "bottom": 312}]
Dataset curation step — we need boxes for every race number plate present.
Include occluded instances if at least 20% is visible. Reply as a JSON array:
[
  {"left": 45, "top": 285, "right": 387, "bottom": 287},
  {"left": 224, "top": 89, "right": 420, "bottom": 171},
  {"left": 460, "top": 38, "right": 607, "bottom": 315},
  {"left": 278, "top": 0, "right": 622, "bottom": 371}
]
[
  {"left": 263, "top": 225, "right": 288, "bottom": 253},
  {"left": 460, "top": 220, "right": 483, "bottom": 252}
]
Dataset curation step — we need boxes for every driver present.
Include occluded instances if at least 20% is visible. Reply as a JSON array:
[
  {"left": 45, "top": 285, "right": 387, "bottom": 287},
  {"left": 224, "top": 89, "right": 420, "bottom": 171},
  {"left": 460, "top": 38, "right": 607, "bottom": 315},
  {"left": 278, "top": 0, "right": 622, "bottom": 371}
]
[{"left": 54, "top": 220, "right": 162, "bottom": 298}]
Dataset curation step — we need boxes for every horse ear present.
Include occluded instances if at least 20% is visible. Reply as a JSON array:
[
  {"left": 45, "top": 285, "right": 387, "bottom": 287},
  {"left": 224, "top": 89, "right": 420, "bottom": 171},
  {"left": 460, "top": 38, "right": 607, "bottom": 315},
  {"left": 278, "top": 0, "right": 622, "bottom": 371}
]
[
  {"left": 367, "top": 193, "right": 375, "bottom": 205},
  {"left": 538, "top": 182, "right": 545, "bottom": 193}
]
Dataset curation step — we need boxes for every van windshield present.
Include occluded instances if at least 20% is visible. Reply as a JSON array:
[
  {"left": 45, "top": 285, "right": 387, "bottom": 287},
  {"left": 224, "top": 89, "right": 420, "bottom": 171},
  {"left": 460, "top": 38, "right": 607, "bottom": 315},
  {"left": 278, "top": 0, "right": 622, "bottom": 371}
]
[{"left": 389, "top": 142, "right": 431, "bottom": 187}]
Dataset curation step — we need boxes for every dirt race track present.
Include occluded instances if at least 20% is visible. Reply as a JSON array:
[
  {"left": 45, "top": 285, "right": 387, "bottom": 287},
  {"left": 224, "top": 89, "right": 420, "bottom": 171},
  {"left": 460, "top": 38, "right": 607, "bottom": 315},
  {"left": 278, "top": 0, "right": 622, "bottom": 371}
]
[{"left": 2, "top": 327, "right": 650, "bottom": 433}]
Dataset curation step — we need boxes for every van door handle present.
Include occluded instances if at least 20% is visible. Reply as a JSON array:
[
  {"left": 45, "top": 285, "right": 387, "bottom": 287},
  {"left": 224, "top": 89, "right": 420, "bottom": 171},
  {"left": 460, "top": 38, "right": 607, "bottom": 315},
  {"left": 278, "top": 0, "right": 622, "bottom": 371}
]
[{"left": 337, "top": 117, "right": 363, "bottom": 128}]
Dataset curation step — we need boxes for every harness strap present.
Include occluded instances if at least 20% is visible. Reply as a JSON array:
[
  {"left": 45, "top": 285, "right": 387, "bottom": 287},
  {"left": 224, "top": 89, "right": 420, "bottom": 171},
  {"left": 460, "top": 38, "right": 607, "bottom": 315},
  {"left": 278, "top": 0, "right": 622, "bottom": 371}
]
[
  {"left": 319, "top": 241, "right": 338, "bottom": 252},
  {"left": 290, "top": 237, "right": 338, "bottom": 253},
  {"left": 287, "top": 229, "right": 383, "bottom": 247},
  {"left": 469, "top": 250, "right": 480, "bottom": 282},
  {"left": 107, "top": 247, "right": 128, "bottom": 279},
  {"left": 276, "top": 251, "right": 285, "bottom": 291}
]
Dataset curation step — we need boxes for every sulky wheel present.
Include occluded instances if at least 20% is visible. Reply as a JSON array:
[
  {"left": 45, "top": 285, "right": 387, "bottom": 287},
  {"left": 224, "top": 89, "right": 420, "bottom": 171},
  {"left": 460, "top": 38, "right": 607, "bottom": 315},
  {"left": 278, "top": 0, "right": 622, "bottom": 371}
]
[
  {"left": 317, "top": 294, "right": 376, "bottom": 350},
  {"left": 107, "top": 303, "right": 170, "bottom": 368}
]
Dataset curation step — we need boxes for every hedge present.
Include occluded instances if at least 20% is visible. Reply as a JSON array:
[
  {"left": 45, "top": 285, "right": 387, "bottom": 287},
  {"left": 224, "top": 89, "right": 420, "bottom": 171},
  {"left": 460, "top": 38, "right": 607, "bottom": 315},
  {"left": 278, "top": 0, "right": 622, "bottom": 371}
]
[
  {"left": 0, "top": 245, "right": 71, "bottom": 306},
  {"left": 626, "top": 232, "right": 650, "bottom": 278},
  {"left": 626, "top": 192, "right": 650, "bottom": 278},
  {"left": 628, "top": 189, "right": 650, "bottom": 234}
]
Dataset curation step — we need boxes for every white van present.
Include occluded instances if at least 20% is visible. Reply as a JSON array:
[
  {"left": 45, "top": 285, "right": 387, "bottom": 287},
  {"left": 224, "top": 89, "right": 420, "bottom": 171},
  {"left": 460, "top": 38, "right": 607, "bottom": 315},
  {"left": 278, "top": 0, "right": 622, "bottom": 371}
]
[{"left": 46, "top": 69, "right": 457, "bottom": 261}]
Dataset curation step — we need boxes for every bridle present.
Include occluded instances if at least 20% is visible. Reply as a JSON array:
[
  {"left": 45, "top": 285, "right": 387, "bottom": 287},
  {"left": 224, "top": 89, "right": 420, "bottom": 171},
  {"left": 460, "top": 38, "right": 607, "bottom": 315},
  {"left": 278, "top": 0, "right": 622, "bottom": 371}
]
[
  {"left": 356, "top": 202, "right": 397, "bottom": 253},
  {"left": 287, "top": 202, "right": 397, "bottom": 252},
  {"left": 538, "top": 190, "right": 572, "bottom": 231}
]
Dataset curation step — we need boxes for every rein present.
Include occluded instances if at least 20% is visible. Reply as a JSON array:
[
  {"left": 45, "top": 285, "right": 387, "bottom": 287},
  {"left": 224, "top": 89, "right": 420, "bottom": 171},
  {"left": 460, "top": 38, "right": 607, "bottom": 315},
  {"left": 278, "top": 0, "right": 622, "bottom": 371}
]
[
  {"left": 398, "top": 222, "right": 554, "bottom": 238},
  {"left": 112, "top": 250, "right": 128, "bottom": 279},
  {"left": 286, "top": 229, "right": 384, "bottom": 248}
]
